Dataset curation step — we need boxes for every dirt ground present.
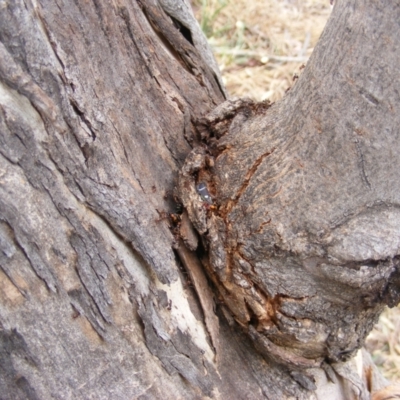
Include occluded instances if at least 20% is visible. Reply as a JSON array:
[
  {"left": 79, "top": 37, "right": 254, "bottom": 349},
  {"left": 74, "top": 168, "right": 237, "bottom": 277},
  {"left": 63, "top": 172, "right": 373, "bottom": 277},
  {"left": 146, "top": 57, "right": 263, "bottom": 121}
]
[{"left": 192, "top": 0, "right": 400, "bottom": 381}]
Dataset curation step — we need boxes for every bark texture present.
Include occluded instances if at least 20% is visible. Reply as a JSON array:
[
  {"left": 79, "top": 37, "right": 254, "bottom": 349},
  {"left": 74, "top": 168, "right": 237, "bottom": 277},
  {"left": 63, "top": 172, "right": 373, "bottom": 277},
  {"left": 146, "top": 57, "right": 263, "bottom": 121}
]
[
  {"left": 0, "top": 0, "right": 398, "bottom": 399},
  {"left": 178, "top": 0, "right": 400, "bottom": 395}
]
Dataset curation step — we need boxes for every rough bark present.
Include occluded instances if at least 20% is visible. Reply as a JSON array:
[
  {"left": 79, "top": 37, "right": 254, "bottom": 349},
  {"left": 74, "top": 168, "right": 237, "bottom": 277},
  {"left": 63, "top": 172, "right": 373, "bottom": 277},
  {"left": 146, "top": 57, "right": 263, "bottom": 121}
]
[
  {"left": 0, "top": 0, "right": 398, "bottom": 399},
  {"left": 179, "top": 0, "right": 400, "bottom": 396}
]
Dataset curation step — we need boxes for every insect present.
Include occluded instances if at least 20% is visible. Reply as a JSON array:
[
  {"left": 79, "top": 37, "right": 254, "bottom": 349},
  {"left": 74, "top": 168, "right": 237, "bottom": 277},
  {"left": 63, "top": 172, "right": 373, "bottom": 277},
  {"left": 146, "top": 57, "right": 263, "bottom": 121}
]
[{"left": 196, "top": 182, "right": 213, "bottom": 205}]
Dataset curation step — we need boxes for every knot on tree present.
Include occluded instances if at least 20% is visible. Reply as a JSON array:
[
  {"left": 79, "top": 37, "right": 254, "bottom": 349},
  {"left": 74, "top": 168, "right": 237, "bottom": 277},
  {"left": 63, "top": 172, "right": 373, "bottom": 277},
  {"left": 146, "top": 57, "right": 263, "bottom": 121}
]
[{"left": 178, "top": 98, "right": 400, "bottom": 371}]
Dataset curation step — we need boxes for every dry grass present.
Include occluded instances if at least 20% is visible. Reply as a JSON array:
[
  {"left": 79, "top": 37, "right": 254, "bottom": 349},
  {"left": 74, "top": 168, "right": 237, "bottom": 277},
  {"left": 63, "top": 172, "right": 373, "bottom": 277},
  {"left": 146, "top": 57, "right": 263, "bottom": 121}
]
[
  {"left": 366, "top": 306, "right": 400, "bottom": 381},
  {"left": 192, "top": 0, "right": 400, "bottom": 381},
  {"left": 193, "top": 0, "right": 331, "bottom": 102}
]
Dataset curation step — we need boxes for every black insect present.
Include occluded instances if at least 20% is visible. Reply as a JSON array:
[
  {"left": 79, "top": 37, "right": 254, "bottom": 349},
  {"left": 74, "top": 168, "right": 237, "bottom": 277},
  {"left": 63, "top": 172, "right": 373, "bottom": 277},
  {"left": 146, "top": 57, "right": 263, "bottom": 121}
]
[{"left": 196, "top": 182, "right": 213, "bottom": 204}]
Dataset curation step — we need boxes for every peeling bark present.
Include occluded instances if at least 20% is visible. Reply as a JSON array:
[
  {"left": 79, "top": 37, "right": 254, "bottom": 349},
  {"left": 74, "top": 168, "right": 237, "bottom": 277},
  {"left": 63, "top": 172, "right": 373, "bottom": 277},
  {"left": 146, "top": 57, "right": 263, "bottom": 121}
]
[{"left": 0, "top": 0, "right": 398, "bottom": 399}]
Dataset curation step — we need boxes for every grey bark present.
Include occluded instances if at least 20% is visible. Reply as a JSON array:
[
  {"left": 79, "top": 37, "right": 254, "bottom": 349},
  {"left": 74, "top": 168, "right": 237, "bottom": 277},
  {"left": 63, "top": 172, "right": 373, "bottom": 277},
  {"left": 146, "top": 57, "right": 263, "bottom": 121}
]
[{"left": 0, "top": 0, "right": 398, "bottom": 399}]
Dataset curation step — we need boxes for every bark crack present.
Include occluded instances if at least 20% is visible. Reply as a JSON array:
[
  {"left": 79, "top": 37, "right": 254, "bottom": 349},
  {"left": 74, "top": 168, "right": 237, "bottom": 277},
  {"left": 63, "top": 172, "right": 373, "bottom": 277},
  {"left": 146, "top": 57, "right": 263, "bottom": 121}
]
[
  {"left": 12, "top": 231, "right": 58, "bottom": 293},
  {"left": 69, "top": 99, "right": 97, "bottom": 141},
  {"left": 353, "top": 137, "right": 371, "bottom": 189},
  {"left": 72, "top": 248, "right": 112, "bottom": 325},
  {"left": 224, "top": 149, "right": 275, "bottom": 216},
  {"left": 175, "top": 240, "right": 219, "bottom": 359},
  {"left": 138, "top": 1, "right": 224, "bottom": 102},
  {"left": 0, "top": 263, "right": 27, "bottom": 298}
]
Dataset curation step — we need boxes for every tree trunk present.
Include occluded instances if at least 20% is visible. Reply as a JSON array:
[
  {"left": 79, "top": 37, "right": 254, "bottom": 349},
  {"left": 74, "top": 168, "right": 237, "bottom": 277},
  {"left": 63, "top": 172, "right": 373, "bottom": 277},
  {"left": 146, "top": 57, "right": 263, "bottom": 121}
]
[{"left": 0, "top": 0, "right": 398, "bottom": 399}]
